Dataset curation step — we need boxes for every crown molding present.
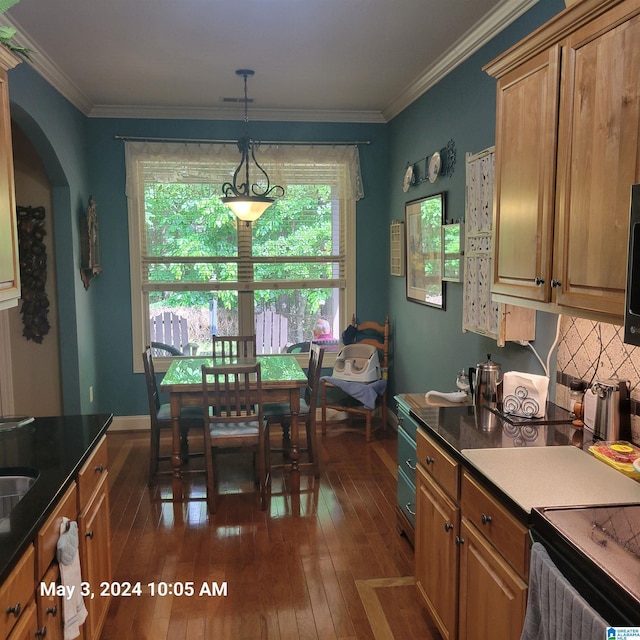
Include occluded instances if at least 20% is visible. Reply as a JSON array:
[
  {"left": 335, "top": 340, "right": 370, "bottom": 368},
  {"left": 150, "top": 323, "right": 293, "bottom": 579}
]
[
  {"left": 382, "top": 0, "right": 539, "bottom": 121},
  {"left": 2, "top": 0, "right": 538, "bottom": 124},
  {"left": 0, "top": 14, "right": 94, "bottom": 115}
]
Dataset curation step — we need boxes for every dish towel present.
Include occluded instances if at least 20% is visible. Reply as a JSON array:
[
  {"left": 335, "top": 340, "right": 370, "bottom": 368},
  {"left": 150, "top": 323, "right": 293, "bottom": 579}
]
[
  {"left": 321, "top": 376, "right": 387, "bottom": 410},
  {"left": 520, "top": 542, "right": 608, "bottom": 640},
  {"left": 57, "top": 517, "right": 88, "bottom": 640}
]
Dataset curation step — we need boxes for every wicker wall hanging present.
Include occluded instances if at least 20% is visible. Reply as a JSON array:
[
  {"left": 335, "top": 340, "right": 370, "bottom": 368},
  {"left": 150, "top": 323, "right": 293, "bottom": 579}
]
[{"left": 16, "top": 205, "right": 50, "bottom": 342}]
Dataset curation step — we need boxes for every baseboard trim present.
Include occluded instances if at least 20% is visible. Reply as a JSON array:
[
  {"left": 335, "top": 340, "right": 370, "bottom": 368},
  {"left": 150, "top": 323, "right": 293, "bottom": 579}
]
[{"left": 108, "top": 415, "right": 150, "bottom": 432}]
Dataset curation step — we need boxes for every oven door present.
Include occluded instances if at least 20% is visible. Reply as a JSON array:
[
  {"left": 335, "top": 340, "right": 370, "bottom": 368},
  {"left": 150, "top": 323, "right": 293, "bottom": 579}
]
[{"left": 530, "top": 508, "right": 640, "bottom": 626}]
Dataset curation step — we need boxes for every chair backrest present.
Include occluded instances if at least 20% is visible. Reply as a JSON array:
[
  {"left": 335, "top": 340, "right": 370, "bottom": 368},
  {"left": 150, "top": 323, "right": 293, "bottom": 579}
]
[
  {"left": 142, "top": 347, "right": 161, "bottom": 415},
  {"left": 212, "top": 334, "right": 257, "bottom": 359},
  {"left": 255, "top": 310, "right": 289, "bottom": 354},
  {"left": 150, "top": 312, "right": 194, "bottom": 355},
  {"left": 201, "top": 362, "right": 263, "bottom": 426},
  {"left": 305, "top": 344, "right": 325, "bottom": 413},
  {"left": 349, "top": 315, "right": 390, "bottom": 369}
]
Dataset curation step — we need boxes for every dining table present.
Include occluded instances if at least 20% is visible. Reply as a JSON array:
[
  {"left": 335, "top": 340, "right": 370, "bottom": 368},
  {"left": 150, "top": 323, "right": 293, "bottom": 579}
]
[{"left": 160, "top": 354, "right": 307, "bottom": 501}]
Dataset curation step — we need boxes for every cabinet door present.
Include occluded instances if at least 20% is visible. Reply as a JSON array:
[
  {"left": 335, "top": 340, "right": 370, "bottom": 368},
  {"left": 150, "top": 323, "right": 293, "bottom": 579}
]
[
  {"left": 554, "top": 1, "right": 640, "bottom": 316},
  {"left": 458, "top": 517, "right": 527, "bottom": 640},
  {"left": 492, "top": 46, "right": 560, "bottom": 302},
  {"left": 36, "top": 563, "right": 64, "bottom": 640},
  {"left": 78, "top": 472, "right": 112, "bottom": 640},
  {"left": 0, "top": 62, "right": 19, "bottom": 310},
  {"left": 6, "top": 600, "right": 37, "bottom": 640},
  {"left": 415, "top": 465, "right": 459, "bottom": 640}
]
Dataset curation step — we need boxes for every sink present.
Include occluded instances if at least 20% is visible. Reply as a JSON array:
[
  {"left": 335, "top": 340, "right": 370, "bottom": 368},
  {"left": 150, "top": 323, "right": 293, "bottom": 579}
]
[{"left": 0, "top": 468, "right": 38, "bottom": 519}]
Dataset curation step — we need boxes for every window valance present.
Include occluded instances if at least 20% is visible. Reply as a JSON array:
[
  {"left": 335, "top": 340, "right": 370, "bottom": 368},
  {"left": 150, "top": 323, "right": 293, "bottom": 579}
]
[{"left": 124, "top": 141, "right": 364, "bottom": 201}]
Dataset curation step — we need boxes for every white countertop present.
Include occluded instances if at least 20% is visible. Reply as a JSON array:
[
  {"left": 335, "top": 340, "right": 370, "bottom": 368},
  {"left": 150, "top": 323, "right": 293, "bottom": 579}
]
[{"left": 461, "top": 446, "right": 640, "bottom": 513}]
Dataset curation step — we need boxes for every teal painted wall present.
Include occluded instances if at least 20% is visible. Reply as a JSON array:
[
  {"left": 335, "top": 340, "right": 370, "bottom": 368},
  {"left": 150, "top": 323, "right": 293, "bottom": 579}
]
[
  {"left": 386, "top": 0, "right": 566, "bottom": 399},
  {"left": 8, "top": 63, "right": 93, "bottom": 414},
  {"left": 6, "top": 0, "right": 571, "bottom": 416},
  {"left": 84, "top": 118, "right": 389, "bottom": 415}
]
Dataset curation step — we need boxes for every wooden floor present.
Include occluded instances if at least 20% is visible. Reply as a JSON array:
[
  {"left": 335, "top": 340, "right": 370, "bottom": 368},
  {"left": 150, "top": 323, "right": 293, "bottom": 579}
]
[{"left": 100, "top": 424, "right": 440, "bottom": 640}]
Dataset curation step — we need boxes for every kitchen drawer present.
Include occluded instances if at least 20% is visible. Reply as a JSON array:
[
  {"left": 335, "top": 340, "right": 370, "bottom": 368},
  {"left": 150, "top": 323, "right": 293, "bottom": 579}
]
[
  {"left": 397, "top": 405, "right": 419, "bottom": 441},
  {"left": 461, "top": 471, "right": 530, "bottom": 578},
  {"left": 416, "top": 428, "right": 460, "bottom": 501},
  {"left": 0, "top": 544, "right": 34, "bottom": 639},
  {"left": 397, "top": 466, "right": 416, "bottom": 527},
  {"left": 78, "top": 435, "right": 108, "bottom": 510},
  {"left": 398, "top": 425, "right": 417, "bottom": 482},
  {"left": 36, "top": 481, "right": 77, "bottom": 580}
]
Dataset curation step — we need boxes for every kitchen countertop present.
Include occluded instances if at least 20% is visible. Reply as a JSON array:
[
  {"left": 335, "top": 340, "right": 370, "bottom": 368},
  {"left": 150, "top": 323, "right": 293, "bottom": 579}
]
[
  {"left": 399, "top": 393, "right": 640, "bottom": 519},
  {"left": 0, "top": 414, "right": 113, "bottom": 583}
]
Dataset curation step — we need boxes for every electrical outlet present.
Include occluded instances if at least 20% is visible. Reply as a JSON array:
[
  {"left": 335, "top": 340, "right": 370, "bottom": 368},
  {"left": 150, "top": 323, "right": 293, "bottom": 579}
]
[{"left": 89, "top": 386, "right": 94, "bottom": 403}]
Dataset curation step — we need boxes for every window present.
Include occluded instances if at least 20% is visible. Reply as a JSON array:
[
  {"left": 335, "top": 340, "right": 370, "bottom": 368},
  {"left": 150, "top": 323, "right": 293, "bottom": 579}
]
[{"left": 126, "top": 141, "right": 362, "bottom": 370}]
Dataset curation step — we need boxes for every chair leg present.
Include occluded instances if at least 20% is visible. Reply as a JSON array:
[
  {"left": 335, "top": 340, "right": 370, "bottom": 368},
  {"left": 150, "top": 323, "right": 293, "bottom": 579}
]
[
  {"left": 307, "top": 418, "right": 319, "bottom": 477},
  {"left": 148, "top": 424, "right": 160, "bottom": 487},
  {"left": 205, "top": 444, "right": 217, "bottom": 514},
  {"left": 365, "top": 412, "right": 372, "bottom": 443},
  {"left": 321, "top": 382, "right": 327, "bottom": 436}
]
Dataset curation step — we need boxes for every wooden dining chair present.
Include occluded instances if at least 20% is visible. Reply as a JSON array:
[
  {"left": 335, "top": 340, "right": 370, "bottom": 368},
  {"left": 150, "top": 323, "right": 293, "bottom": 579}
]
[
  {"left": 321, "top": 316, "right": 390, "bottom": 442},
  {"left": 201, "top": 362, "right": 270, "bottom": 513},
  {"left": 211, "top": 334, "right": 257, "bottom": 359},
  {"left": 263, "top": 344, "right": 325, "bottom": 477},
  {"left": 142, "top": 347, "right": 203, "bottom": 486}
]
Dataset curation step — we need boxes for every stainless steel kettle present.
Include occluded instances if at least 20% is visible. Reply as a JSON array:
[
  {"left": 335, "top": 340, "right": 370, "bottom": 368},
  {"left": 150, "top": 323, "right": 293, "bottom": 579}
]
[{"left": 469, "top": 354, "right": 503, "bottom": 411}]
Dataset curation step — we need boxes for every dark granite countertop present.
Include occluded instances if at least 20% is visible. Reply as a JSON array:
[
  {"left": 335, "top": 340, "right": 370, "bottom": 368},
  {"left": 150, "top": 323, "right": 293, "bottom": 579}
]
[
  {"left": 400, "top": 395, "right": 580, "bottom": 458},
  {"left": 0, "top": 414, "right": 113, "bottom": 583}
]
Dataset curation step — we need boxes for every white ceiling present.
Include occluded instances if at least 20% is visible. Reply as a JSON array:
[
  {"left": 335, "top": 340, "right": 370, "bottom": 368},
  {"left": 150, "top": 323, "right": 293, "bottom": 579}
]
[{"left": 2, "top": 0, "right": 538, "bottom": 123}]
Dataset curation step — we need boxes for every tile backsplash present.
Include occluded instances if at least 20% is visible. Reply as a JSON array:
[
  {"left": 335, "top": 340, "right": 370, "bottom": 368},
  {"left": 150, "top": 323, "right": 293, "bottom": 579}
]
[{"left": 555, "top": 316, "right": 640, "bottom": 445}]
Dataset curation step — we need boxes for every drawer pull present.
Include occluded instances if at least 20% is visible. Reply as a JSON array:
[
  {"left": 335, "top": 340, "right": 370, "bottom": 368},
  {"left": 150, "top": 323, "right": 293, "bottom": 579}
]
[
  {"left": 6, "top": 602, "right": 21, "bottom": 618},
  {"left": 425, "top": 456, "right": 435, "bottom": 465},
  {"left": 534, "top": 276, "right": 544, "bottom": 286},
  {"left": 405, "top": 503, "right": 416, "bottom": 516},
  {"left": 455, "top": 536, "right": 464, "bottom": 545},
  {"left": 481, "top": 513, "right": 493, "bottom": 525},
  {"left": 94, "top": 464, "right": 105, "bottom": 473},
  {"left": 405, "top": 459, "right": 416, "bottom": 471},
  {"left": 551, "top": 279, "right": 561, "bottom": 288},
  {"left": 35, "top": 626, "right": 47, "bottom": 637},
  {"left": 46, "top": 605, "right": 58, "bottom": 617},
  {"left": 444, "top": 522, "right": 454, "bottom": 532},
  {"left": 85, "top": 530, "right": 94, "bottom": 539}
]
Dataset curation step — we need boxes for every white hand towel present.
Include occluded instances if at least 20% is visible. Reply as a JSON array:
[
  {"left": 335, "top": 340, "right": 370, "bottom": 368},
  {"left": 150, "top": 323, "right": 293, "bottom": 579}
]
[{"left": 57, "top": 517, "right": 88, "bottom": 640}]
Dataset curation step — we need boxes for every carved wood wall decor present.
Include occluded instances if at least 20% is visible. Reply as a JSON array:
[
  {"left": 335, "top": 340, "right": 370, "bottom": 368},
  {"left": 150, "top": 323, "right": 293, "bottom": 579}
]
[
  {"left": 80, "top": 195, "right": 101, "bottom": 289},
  {"left": 16, "top": 205, "right": 50, "bottom": 343}
]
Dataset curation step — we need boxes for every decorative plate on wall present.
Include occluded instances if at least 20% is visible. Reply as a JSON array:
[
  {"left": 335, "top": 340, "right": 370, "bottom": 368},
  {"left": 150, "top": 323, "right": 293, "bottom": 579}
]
[
  {"left": 428, "top": 151, "right": 441, "bottom": 183},
  {"left": 402, "top": 164, "right": 414, "bottom": 192}
]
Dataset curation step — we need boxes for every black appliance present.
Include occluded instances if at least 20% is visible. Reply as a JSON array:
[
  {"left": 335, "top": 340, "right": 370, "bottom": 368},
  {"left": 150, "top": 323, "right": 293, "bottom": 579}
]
[
  {"left": 625, "top": 184, "right": 640, "bottom": 345},
  {"left": 530, "top": 503, "right": 640, "bottom": 626}
]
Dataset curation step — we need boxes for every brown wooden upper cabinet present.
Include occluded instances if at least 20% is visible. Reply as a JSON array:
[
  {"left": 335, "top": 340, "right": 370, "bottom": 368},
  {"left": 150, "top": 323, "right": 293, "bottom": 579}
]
[{"left": 485, "top": 0, "right": 640, "bottom": 323}]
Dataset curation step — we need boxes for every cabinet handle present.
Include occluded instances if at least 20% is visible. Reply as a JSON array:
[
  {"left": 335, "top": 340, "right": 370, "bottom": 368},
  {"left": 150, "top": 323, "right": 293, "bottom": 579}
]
[
  {"left": 95, "top": 464, "right": 105, "bottom": 473},
  {"left": 85, "top": 530, "right": 94, "bottom": 539},
  {"left": 481, "top": 513, "right": 492, "bottom": 525},
  {"left": 551, "top": 279, "right": 561, "bottom": 288},
  {"left": 534, "top": 276, "right": 545, "bottom": 286},
  {"left": 455, "top": 536, "right": 464, "bottom": 545},
  {"left": 405, "top": 459, "right": 416, "bottom": 471},
  {"left": 425, "top": 456, "right": 435, "bottom": 465},
  {"left": 45, "top": 604, "right": 58, "bottom": 617},
  {"left": 6, "top": 602, "right": 21, "bottom": 618},
  {"left": 405, "top": 503, "right": 416, "bottom": 516},
  {"left": 35, "top": 627, "right": 47, "bottom": 637},
  {"left": 444, "top": 522, "right": 454, "bottom": 532}
]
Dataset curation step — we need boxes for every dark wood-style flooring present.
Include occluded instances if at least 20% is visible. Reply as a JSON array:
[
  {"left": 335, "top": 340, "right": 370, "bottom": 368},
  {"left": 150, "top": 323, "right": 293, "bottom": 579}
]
[{"left": 101, "top": 423, "right": 440, "bottom": 639}]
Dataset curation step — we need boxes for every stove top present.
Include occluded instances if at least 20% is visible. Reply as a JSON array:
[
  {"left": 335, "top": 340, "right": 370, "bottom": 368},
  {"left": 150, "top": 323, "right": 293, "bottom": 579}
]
[{"left": 531, "top": 503, "right": 640, "bottom": 625}]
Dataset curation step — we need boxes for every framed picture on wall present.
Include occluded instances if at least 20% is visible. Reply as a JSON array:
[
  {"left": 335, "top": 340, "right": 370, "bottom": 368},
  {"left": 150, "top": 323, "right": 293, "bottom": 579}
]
[{"left": 405, "top": 193, "right": 445, "bottom": 309}]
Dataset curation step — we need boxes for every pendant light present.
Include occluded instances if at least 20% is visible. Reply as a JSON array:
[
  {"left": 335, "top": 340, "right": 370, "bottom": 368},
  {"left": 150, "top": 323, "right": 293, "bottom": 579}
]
[{"left": 221, "top": 69, "right": 284, "bottom": 222}]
